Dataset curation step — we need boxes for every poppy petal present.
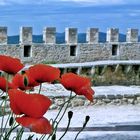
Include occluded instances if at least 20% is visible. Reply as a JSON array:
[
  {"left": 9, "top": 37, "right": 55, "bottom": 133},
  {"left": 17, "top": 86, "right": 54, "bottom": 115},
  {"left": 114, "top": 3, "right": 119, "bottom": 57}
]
[
  {"left": 8, "top": 89, "right": 23, "bottom": 115},
  {"left": 76, "top": 87, "right": 94, "bottom": 102},
  {"left": 8, "top": 89, "right": 52, "bottom": 118},
  {"left": 16, "top": 116, "right": 52, "bottom": 134},
  {"left": 61, "top": 73, "right": 91, "bottom": 91},
  {"left": 61, "top": 73, "right": 94, "bottom": 102},
  {"left": 27, "top": 64, "right": 60, "bottom": 83},
  {"left": 0, "top": 55, "right": 24, "bottom": 74}
]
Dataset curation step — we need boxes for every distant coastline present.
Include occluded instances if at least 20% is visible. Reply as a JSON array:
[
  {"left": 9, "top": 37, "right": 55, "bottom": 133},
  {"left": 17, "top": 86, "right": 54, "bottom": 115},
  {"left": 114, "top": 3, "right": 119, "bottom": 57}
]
[{"left": 8, "top": 32, "right": 132, "bottom": 44}]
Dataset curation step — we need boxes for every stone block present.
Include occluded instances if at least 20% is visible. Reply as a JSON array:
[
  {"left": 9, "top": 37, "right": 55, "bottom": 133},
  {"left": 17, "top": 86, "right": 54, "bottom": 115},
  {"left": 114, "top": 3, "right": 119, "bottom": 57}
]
[
  {"left": 86, "top": 28, "right": 99, "bottom": 43},
  {"left": 43, "top": 27, "right": 56, "bottom": 44},
  {"left": 20, "top": 27, "right": 32, "bottom": 44},
  {"left": 107, "top": 94, "right": 116, "bottom": 100},
  {"left": 65, "top": 28, "right": 77, "bottom": 44},
  {"left": 126, "top": 28, "right": 138, "bottom": 42},
  {"left": 124, "top": 94, "right": 135, "bottom": 99},
  {"left": 116, "top": 94, "right": 123, "bottom": 99},
  {"left": 0, "top": 27, "right": 7, "bottom": 44},
  {"left": 94, "top": 95, "right": 106, "bottom": 99},
  {"left": 107, "top": 28, "right": 119, "bottom": 42}
]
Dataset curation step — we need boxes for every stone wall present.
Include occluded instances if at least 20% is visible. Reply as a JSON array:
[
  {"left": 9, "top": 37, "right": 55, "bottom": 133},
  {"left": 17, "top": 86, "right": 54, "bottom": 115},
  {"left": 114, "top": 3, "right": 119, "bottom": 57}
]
[
  {"left": 0, "top": 27, "right": 139, "bottom": 64},
  {"left": 41, "top": 93, "right": 140, "bottom": 110},
  {"left": 2, "top": 93, "right": 140, "bottom": 113},
  {"left": 0, "top": 43, "right": 140, "bottom": 64}
]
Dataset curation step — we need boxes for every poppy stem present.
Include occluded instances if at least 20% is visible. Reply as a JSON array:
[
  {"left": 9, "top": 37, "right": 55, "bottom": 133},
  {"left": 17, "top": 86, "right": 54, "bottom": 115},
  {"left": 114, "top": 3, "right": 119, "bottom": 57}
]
[
  {"left": 38, "top": 83, "right": 42, "bottom": 94},
  {"left": 0, "top": 91, "right": 4, "bottom": 97},
  {"left": 59, "top": 111, "right": 73, "bottom": 140},
  {"left": 0, "top": 73, "right": 9, "bottom": 137},
  {"left": 74, "top": 116, "right": 90, "bottom": 140},
  {"left": 47, "top": 91, "right": 75, "bottom": 140},
  {"left": 52, "top": 91, "right": 73, "bottom": 139}
]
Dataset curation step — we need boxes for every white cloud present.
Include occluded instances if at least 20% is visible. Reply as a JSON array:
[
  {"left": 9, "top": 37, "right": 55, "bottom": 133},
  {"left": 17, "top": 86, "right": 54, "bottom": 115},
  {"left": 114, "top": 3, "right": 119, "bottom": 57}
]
[
  {"left": 0, "top": 0, "right": 47, "bottom": 5},
  {"left": 0, "top": 0, "right": 139, "bottom": 5},
  {"left": 59, "top": 0, "right": 125, "bottom": 5}
]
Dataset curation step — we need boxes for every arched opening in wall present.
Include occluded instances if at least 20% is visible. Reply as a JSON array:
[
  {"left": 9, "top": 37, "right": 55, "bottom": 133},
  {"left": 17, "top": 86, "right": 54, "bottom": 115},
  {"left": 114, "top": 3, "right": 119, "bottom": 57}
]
[
  {"left": 24, "top": 45, "right": 32, "bottom": 57},
  {"left": 112, "top": 44, "right": 118, "bottom": 56},
  {"left": 70, "top": 45, "right": 77, "bottom": 56}
]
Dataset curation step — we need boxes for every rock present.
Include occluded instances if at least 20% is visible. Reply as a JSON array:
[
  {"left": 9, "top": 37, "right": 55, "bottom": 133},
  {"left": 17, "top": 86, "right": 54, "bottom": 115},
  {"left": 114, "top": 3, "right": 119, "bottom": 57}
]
[
  {"left": 103, "top": 99, "right": 111, "bottom": 104},
  {"left": 50, "top": 104, "right": 57, "bottom": 110},
  {"left": 107, "top": 95, "right": 116, "bottom": 100},
  {"left": 55, "top": 98, "right": 65, "bottom": 106},
  {"left": 124, "top": 94, "right": 135, "bottom": 98},
  {"left": 71, "top": 98, "right": 85, "bottom": 107},
  {"left": 116, "top": 94, "right": 123, "bottom": 99},
  {"left": 95, "top": 95, "right": 106, "bottom": 99}
]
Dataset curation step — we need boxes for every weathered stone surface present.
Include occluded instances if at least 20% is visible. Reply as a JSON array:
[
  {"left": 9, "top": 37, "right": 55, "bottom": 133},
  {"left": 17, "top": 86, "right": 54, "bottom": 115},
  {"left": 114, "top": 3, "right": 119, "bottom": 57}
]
[
  {"left": 116, "top": 94, "right": 123, "bottom": 99},
  {"left": 135, "top": 93, "right": 140, "bottom": 97},
  {"left": 103, "top": 98, "right": 111, "bottom": 104},
  {"left": 71, "top": 98, "right": 85, "bottom": 107},
  {"left": 124, "top": 94, "right": 135, "bottom": 98},
  {"left": 95, "top": 95, "right": 106, "bottom": 99},
  {"left": 50, "top": 104, "right": 57, "bottom": 110},
  {"left": 55, "top": 98, "right": 65, "bottom": 106},
  {"left": 127, "top": 98, "right": 135, "bottom": 104},
  {"left": 107, "top": 95, "right": 116, "bottom": 100}
]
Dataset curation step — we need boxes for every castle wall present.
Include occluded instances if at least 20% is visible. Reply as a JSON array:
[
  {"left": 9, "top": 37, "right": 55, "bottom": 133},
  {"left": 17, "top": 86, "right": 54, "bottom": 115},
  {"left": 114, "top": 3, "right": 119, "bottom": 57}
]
[{"left": 0, "top": 27, "right": 139, "bottom": 64}]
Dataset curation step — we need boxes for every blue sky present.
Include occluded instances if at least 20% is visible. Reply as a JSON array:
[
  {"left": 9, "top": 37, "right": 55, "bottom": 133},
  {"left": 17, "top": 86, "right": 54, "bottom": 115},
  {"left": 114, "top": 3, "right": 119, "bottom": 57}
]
[{"left": 0, "top": 0, "right": 140, "bottom": 35}]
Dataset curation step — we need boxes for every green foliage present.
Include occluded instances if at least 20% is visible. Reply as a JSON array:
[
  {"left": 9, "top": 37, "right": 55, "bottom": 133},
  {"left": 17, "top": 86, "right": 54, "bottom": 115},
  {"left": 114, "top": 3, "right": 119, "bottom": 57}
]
[{"left": 41, "top": 61, "right": 57, "bottom": 64}]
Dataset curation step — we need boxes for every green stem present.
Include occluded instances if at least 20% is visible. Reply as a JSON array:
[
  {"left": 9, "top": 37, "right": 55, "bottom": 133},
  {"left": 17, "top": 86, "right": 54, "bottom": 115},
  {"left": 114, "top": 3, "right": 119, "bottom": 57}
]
[
  {"left": 0, "top": 91, "right": 4, "bottom": 97},
  {"left": 47, "top": 92, "right": 75, "bottom": 140},
  {"left": 74, "top": 116, "right": 90, "bottom": 140},
  {"left": 15, "top": 127, "right": 24, "bottom": 140},
  {"left": 74, "top": 128, "right": 83, "bottom": 140},
  {"left": 38, "top": 83, "right": 42, "bottom": 94},
  {"left": 4, "top": 124, "right": 20, "bottom": 139},
  {"left": 59, "top": 117, "right": 71, "bottom": 140},
  {"left": 52, "top": 91, "right": 72, "bottom": 138}
]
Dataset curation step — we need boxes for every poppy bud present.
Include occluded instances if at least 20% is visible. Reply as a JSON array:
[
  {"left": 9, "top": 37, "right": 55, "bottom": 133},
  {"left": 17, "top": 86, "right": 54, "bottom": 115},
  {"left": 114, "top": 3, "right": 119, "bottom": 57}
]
[
  {"left": 83, "top": 115, "right": 90, "bottom": 128},
  {"left": 24, "top": 75, "right": 28, "bottom": 87},
  {"left": 68, "top": 111, "right": 73, "bottom": 120},
  {"left": 9, "top": 116, "right": 14, "bottom": 126}
]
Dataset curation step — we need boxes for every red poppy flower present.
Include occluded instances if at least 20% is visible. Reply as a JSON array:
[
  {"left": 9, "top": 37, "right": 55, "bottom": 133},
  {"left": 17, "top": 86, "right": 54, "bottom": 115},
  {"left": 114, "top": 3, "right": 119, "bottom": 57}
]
[
  {"left": 16, "top": 116, "right": 52, "bottom": 134},
  {"left": 61, "top": 73, "right": 94, "bottom": 102},
  {"left": 0, "top": 77, "right": 13, "bottom": 92},
  {"left": 8, "top": 89, "right": 52, "bottom": 118},
  {"left": 26, "top": 64, "right": 60, "bottom": 83},
  {"left": 12, "top": 73, "right": 39, "bottom": 90},
  {"left": 0, "top": 55, "right": 24, "bottom": 74}
]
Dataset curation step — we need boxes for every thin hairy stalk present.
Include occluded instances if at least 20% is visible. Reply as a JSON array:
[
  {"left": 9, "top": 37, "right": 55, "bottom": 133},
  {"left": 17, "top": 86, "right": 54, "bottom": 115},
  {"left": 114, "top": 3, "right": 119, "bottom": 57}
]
[
  {"left": 59, "top": 117, "right": 71, "bottom": 140},
  {"left": 0, "top": 91, "right": 4, "bottom": 97},
  {"left": 3, "top": 112, "right": 12, "bottom": 133},
  {"left": 47, "top": 92, "right": 75, "bottom": 140},
  {"left": 4, "top": 124, "right": 20, "bottom": 139},
  {"left": 74, "top": 127, "right": 84, "bottom": 140},
  {"left": 15, "top": 127, "right": 24, "bottom": 140},
  {"left": 38, "top": 83, "right": 42, "bottom": 94},
  {"left": 1, "top": 74, "right": 9, "bottom": 136},
  {"left": 74, "top": 116, "right": 90, "bottom": 140},
  {"left": 54, "top": 94, "right": 76, "bottom": 122},
  {"left": 52, "top": 91, "right": 72, "bottom": 139}
]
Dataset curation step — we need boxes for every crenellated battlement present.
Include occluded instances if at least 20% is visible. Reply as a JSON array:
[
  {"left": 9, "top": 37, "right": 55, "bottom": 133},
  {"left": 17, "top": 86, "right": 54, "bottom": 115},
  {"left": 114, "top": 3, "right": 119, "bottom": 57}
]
[
  {"left": 0, "top": 27, "right": 139, "bottom": 44},
  {"left": 0, "top": 26, "right": 140, "bottom": 65}
]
